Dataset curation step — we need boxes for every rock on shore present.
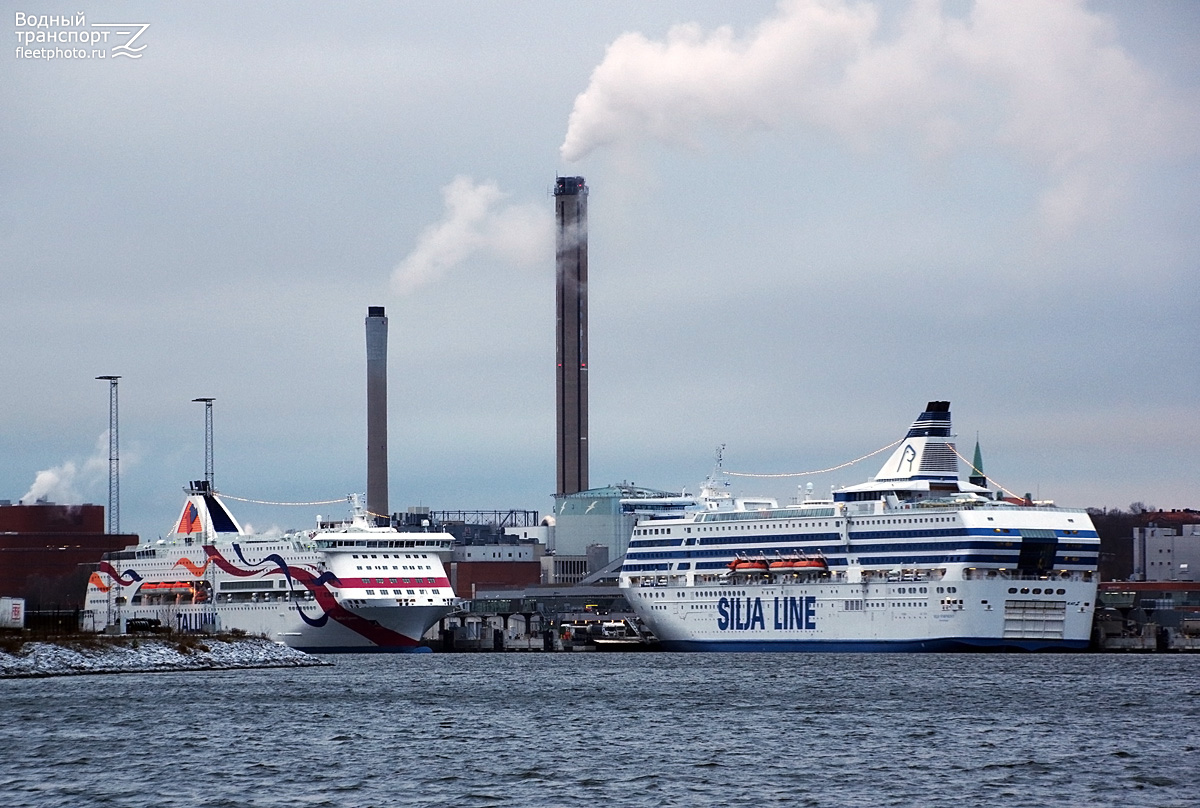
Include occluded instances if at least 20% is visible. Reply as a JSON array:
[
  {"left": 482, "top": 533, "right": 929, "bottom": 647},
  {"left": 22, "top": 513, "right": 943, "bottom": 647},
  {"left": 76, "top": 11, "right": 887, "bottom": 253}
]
[{"left": 0, "top": 635, "right": 330, "bottom": 678}]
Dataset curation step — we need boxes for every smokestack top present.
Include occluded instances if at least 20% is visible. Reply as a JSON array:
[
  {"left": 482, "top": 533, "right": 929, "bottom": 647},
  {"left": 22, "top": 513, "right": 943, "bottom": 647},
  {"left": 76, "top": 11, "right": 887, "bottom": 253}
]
[
  {"left": 554, "top": 176, "right": 587, "bottom": 196},
  {"left": 367, "top": 306, "right": 386, "bottom": 318}
]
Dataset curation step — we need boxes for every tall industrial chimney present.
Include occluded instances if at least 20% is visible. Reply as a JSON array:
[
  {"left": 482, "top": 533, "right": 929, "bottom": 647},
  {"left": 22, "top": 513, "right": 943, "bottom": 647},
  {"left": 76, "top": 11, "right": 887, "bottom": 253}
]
[
  {"left": 555, "top": 176, "right": 588, "bottom": 495},
  {"left": 365, "top": 306, "right": 389, "bottom": 525}
]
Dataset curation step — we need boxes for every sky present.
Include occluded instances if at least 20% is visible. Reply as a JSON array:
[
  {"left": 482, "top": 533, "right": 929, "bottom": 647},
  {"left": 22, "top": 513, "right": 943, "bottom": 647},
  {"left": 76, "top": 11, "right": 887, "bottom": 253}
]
[{"left": 2, "top": 0, "right": 1197, "bottom": 539}]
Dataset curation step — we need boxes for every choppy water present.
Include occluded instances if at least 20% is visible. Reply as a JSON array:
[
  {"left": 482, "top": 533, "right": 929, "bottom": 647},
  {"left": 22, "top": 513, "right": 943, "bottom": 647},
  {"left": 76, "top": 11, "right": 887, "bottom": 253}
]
[{"left": 1, "top": 653, "right": 1197, "bottom": 807}]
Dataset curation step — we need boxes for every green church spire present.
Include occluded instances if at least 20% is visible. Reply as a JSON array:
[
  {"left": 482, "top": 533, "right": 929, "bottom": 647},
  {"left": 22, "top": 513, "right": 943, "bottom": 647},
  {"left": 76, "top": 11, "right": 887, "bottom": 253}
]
[{"left": 968, "top": 434, "right": 987, "bottom": 488}]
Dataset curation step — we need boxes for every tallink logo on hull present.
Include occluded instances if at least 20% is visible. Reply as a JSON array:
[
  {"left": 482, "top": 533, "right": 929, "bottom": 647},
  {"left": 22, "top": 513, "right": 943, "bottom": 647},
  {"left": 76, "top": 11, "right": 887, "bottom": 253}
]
[{"left": 717, "top": 596, "right": 816, "bottom": 632}]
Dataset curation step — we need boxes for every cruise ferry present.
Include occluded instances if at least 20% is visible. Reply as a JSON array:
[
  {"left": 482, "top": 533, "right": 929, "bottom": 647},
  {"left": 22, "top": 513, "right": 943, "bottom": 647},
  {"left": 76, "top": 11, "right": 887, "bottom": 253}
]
[
  {"left": 619, "top": 402, "right": 1099, "bottom": 651},
  {"left": 82, "top": 482, "right": 458, "bottom": 652}
]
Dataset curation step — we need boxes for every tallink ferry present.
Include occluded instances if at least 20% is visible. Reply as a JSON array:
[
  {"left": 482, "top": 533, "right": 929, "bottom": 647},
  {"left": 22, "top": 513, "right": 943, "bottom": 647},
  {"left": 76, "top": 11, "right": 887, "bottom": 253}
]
[
  {"left": 619, "top": 402, "right": 1099, "bottom": 651},
  {"left": 82, "top": 483, "right": 457, "bottom": 652}
]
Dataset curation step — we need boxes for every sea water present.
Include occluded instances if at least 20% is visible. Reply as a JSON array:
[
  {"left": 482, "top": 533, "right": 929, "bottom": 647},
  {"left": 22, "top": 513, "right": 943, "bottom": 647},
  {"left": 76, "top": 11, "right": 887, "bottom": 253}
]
[{"left": 1, "top": 653, "right": 1196, "bottom": 807}]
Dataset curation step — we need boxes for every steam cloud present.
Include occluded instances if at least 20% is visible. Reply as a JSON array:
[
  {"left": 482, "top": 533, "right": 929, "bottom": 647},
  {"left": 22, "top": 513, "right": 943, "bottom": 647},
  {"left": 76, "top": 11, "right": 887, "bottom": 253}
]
[
  {"left": 560, "top": 0, "right": 1186, "bottom": 232},
  {"left": 391, "top": 176, "right": 551, "bottom": 295},
  {"left": 21, "top": 432, "right": 110, "bottom": 505}
]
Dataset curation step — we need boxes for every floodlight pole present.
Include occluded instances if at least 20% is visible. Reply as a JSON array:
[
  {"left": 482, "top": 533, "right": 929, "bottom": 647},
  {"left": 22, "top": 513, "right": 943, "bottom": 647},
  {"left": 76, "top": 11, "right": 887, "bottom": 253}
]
[
  {"left": 96, "top": 376, "right": 120, "bottom": 534},
  {"left": 193, "top": 398, "right": 215, "bottom": 489}
]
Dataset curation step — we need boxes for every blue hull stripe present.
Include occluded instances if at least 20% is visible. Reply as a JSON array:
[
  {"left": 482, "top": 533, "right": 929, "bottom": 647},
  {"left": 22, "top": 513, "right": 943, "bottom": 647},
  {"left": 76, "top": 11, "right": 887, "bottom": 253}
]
[
  {"left": 629, "top": 528, "right": 1100, "bottom": 552},
  {"left": 293, "top": 645, "right": 432, "bottom": 654},
  {"left": 661, "top": 637, "right": 1090, "bottom": 653},
  {"left": 627, "top": 547, "right": 1098, "bottom": 562}
]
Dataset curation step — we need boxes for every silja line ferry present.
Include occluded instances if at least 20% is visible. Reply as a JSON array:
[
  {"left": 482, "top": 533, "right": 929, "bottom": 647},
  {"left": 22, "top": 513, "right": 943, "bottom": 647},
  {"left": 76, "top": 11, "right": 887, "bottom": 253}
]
[{"left": 619, "top": 402, "right": 1099, "bottom": 651}]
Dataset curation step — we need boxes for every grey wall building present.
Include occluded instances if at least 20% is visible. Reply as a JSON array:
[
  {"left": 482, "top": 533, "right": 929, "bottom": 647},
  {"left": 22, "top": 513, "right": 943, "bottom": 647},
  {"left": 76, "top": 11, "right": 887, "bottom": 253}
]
[
  {"left": 552, "top": 483, "right": 681, "bottom": 560},
  {"left": 1134, "top": 524, "right": 1200, "bottom": 582}
]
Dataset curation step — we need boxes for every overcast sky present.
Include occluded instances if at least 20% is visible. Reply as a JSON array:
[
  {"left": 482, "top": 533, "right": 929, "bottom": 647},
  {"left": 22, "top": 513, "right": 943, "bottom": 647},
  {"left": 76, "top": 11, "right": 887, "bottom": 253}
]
[{"left": 3, "top": 1, "right": 1197, "bottom": 538}]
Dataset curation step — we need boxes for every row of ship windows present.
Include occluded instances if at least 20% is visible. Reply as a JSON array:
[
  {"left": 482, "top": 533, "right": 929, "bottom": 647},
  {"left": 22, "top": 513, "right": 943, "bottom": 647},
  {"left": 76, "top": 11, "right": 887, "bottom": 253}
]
[
  {"left": 629, "top": 533, "right": 1098, "bottom": 552},
  {"left": 361, "top": 577, "right": 438, "bottom": 586},
  {"left": 677, "top": 585, "right": 958, "bottom": 599},
  {"left": 1010, "top": 587, "right": 1067, "bottom": 595},
  {"left": 639, "top": 590, "right": 750, "bottom": 599},
  {"left": 676, "top": 600, "right": 935, "bottom": 612},
  {"left": 357, "top": 589, "right": 425, "bottom": 596},
  {"left": 635, "top": 523, "right": 837, "bottom": 537},
  {"left": 628, "top": 544, "right": 1098, "bottom": 560},
  {"left": 356, "top": 564, "right": 433, "bottom": 571},
  {"left": 634, "top": 516, "right": 968, "bottom": 539},
  {"left": 352, "top": 553, "right": 431, "bottom": 560}
]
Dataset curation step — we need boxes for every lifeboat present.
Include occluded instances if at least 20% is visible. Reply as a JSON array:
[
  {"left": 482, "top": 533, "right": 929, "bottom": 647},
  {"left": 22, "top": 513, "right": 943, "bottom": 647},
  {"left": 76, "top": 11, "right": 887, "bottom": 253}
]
[
  {"left": 769, "top": 559, "right": 794, "bottom": 571},
  {"left": 794, "top": 556, "right": 829, "bottom": 570},
  {"left": 736, "top": 559, "right": 769, "bottom": 573}
]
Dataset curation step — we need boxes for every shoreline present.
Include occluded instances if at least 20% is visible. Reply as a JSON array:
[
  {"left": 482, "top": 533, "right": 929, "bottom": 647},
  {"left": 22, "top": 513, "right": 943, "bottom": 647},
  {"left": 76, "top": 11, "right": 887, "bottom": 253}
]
[{"left": 0, "top": 633, "right": 331, "bottom": 678}]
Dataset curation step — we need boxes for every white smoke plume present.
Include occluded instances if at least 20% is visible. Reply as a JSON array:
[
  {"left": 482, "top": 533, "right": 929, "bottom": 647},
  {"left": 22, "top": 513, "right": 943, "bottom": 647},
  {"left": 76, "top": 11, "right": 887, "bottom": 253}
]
[
  {"left": 560, "top": 0, "right": 1189, "bottom": 232},
  {"left": 391, "top": 176, "right": 552, "bottom": 295},
  {"left": 20, "top": 431, "right": 110, "bottom": 504}
]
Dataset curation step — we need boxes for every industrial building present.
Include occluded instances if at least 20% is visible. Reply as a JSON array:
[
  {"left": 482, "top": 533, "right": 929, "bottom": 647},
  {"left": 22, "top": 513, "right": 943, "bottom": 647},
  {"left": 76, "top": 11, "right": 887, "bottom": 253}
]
[
  {"left": 1133, "top": 522, "right": 1199, "bottom": 582},
  {"left": 551, "top": 483, "right": 693, "bottom": 559},
  {"left": 0, "top": 501, "right": 133, "bottom": 611}
]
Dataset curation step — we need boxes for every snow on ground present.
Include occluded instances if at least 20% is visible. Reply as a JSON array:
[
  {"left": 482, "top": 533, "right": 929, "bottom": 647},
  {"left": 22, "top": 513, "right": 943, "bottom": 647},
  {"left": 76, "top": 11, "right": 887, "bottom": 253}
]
[{"left": 0, "top": 636, "right": 330, "bottom": 677}]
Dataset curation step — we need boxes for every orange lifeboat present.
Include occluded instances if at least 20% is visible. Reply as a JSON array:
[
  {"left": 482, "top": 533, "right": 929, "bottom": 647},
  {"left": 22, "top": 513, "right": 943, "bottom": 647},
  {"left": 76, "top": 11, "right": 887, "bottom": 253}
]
[
  {"left": 794, "top": 556, "right": 829, "bottom": 570},
  {"left": 737, "top": 559, "right": 769, "bottom": 573}
]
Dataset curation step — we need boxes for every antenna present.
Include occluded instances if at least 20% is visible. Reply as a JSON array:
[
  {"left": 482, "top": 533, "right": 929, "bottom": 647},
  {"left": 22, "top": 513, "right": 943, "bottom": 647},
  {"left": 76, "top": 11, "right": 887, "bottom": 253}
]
[
  {"left": 193, "top": 397, "right": 215, "bottom": 489},
  {"left": 96, "top": 376, "right": 120, "bottom": 534}
]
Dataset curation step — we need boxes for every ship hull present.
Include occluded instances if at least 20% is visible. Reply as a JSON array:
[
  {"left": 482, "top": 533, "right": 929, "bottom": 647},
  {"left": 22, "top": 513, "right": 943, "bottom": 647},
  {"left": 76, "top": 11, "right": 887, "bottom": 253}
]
[
  {"left": 628, "top": 576, "right": 1096, "bottom": 653},
  {"left": 657, "top": 637, "right": 1090, "bottom": 652},
  {"left": 99, "top": 600, "right": 451, "bottom": 652}
]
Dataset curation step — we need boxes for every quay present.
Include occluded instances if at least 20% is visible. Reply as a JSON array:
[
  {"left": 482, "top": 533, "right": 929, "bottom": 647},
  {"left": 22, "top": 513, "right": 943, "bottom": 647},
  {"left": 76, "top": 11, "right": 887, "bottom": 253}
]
[
  {"left": 1093, "top": 581, "right": 1200, "bottom": 652},
  {"left": 430, "top": 584, "right": 658, "bottom": 652},
  {"left": 425, "top": 581, "right": 1200, "bottom": 654}
]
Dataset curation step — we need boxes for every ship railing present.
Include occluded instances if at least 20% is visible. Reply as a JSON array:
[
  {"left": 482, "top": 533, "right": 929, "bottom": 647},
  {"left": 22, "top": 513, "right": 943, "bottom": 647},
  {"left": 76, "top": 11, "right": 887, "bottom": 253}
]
[
  {"left": 962, "top": 568, "right": 1095, "bottom": 582},
  {"left": 858, "top": 568, "right": 946, "bottom": 583},
  {"left": 947, "top": 503, "right": 1091, "bottom": 514}
]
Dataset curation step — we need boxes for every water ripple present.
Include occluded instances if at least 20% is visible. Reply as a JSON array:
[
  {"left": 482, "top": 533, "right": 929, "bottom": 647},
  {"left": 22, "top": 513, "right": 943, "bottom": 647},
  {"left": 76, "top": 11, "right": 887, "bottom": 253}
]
[{"left": 0, "top": 654, "right": 1197, "bottom": 807}]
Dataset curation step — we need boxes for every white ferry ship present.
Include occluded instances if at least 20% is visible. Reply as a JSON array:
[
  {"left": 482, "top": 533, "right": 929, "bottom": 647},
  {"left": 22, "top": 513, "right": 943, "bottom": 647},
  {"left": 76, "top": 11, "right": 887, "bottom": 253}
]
[
  {"left": 619, "top": 402, "right": 1099, "bottom": 651},
  {"left": 82, "top": 482, "right": 458, "bottom": 652}
]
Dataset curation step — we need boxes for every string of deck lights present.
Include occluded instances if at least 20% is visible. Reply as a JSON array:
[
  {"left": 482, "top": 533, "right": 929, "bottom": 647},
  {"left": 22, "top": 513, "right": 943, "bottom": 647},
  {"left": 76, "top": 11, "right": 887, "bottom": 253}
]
[
  {"left": 724, "top": 439, "right": 902, "bottom": 478},
  {"left": 219, "top": 494, "right": 349, "bottom": 507},
  {"left": 220, "top": 493, "right": 393, "bottom": 521},
  {"left": 943, "top": 442, "right": 1023, "bottom": 501},
  {"left": 724, "top": 436, "right": 1027, "bottom": 503},
  {"left": 223, "top": 439, "right": 1024, "bottom": 513}
]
